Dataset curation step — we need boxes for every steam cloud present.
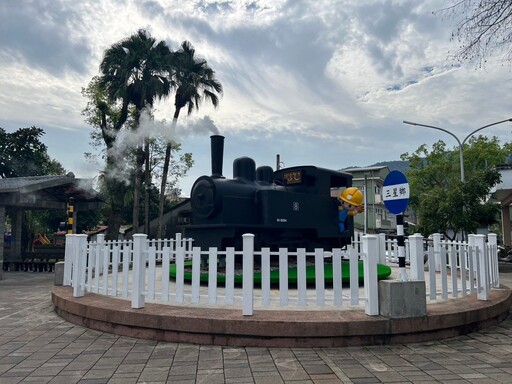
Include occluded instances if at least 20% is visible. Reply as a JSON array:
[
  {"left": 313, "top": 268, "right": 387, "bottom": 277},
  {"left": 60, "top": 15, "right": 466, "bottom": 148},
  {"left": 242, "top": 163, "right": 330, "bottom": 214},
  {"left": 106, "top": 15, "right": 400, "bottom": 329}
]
[{"left": 105, "top": 109, "right": 220, "bottom": 184}]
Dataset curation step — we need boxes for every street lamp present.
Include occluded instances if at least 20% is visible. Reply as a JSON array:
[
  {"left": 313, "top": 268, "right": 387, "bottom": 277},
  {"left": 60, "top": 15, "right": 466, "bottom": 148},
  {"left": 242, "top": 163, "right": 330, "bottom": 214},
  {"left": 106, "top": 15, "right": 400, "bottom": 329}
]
[{"left": 403, "top": 118, "right": 512, "bottom": 182}]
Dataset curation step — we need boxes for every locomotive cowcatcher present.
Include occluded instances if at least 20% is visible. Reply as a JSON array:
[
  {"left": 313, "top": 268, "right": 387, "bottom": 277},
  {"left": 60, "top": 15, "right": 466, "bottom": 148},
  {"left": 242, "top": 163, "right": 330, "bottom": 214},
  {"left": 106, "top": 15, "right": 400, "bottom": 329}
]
[{"left": 178, "top": 135, "right": 354, "bottom": 250}]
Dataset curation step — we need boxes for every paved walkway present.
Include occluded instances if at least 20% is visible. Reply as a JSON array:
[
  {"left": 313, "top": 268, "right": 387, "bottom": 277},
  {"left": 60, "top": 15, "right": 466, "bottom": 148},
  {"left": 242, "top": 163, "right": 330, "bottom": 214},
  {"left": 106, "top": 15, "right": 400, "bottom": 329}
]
[{"left": 1, "top": 271, "right": 512, "bottom": 384}]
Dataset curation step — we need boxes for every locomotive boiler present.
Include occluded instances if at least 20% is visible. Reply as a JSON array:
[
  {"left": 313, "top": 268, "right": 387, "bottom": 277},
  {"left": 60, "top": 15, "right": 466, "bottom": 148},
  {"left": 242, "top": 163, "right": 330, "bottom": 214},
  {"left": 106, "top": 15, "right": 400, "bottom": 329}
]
[{"left": 178, "top": 135, "right": 354, "bottom": 250}]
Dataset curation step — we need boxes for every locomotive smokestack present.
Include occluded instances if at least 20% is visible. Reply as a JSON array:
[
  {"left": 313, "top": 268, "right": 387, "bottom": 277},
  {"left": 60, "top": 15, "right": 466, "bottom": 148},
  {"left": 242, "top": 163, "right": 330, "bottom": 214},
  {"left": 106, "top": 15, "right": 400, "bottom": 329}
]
[{"left": 210, "top": 135, "right": 225, "bottom": 178}]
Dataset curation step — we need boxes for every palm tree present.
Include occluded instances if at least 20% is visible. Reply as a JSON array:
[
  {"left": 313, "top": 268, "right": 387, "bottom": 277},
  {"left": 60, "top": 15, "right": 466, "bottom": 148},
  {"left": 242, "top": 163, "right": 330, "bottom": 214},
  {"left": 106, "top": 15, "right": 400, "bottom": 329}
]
[
  {"left": 99, "top": 29, "right": 173, "bottom": 235},
  {"left": 157, "top": 41, "right": 223, "bottom": 238},
  {"left": 82, "top": 76, "right": 130, "bottom": 240}
]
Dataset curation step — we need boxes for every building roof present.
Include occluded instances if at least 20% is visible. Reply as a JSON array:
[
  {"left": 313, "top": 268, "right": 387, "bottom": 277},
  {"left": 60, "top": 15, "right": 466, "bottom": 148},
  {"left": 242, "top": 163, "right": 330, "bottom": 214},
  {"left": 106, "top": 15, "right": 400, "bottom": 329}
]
[
  {"left": 342, "top": 165, "right": 389, "bottom": 173},
  {"left": 0, "top": 173, "right": 104, "bottom": 210}
]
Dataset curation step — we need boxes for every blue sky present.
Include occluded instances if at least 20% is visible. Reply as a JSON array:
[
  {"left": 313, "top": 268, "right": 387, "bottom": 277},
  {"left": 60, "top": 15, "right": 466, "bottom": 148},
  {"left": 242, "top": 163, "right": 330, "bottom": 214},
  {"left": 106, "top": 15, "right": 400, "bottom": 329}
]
[{"left": 1, "top": 0, "right": 511, "bottom": 196}]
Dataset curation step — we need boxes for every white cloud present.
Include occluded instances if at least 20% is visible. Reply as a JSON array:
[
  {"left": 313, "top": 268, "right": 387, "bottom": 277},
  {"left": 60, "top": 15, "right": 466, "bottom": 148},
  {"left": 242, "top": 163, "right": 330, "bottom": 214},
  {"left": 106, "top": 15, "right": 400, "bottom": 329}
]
[{"left": 0, "top": 0, "right": 511, "bottom": 196}]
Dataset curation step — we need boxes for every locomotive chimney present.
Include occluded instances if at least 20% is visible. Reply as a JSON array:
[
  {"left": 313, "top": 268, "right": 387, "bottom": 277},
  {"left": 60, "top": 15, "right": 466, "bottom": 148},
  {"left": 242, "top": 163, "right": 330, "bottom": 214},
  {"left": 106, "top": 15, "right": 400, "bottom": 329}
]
[{"left": 210, "top": 135, "right": 225, "bottom": 178}]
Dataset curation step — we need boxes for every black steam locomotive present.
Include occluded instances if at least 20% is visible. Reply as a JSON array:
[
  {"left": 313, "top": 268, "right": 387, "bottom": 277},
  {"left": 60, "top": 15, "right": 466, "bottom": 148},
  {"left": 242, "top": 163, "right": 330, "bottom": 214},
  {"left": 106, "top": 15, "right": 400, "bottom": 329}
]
[{"left": 178, "top": 135, "right": 354, "bottom": 250}]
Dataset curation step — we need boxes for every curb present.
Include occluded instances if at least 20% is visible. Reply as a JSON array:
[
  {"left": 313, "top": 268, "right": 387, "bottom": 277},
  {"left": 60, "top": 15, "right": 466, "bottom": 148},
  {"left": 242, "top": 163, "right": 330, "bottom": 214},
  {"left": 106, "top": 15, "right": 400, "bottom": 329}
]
[{"left": 52, "top": 286, "right": 512, "bottom": 348}]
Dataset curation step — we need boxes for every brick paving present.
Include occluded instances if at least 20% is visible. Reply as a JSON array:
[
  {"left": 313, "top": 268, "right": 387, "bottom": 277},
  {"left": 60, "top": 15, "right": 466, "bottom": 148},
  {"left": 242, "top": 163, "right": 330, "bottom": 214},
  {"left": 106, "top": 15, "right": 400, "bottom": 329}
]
[{"left": 1, "top": 271, "right": 512, "bottom": 383}]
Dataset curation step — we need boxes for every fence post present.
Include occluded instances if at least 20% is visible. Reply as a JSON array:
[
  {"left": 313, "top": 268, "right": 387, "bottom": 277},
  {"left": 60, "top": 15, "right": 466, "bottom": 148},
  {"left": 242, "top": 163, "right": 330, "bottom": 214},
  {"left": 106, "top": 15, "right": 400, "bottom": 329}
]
[
  {"left": 97, "top": 234, "right": 109, "bottom": 294},
  {"left": 191, "top": 247, "right": 201, "bottom": 304},
  {"left": 474, "top": 234, "right": 489, "bottom": 300},
  {"left": 63, "top": 234, "right": 74, "bottom": 286},
  {"left": 432, "top": 233, "right": 442, "bottom": 271},
  {"left": 349, "top": 248, "right": 359, "bottom": 306},
  {"left": 242, "top": 233, "right": 255, "bottom": 316},
  {"left": 297, "top": 249, "right": 307, "bottom": 306},
  {"left": 487, "top": 233, "right": 499, "bottom": 288},
  {"left": 362, "top": 234, "right": 379, "bottom": 315},
  {"left": 175, "top": 232, "right": 182, "bottom": 247},
  {"left": 468, "top": 234, "right": 476, "bottom": 276},
  {"left": 208, "top": 247, "right": 218, "bottom": 305},
  {"left": 409, "top": 233, "right": 425, "bottom": 281},
  {"left": 378, "top": 233, "right": 387, "bottom": 265},
  {"left": 332, "top": 249, "right": 343, "bottom": 306},
  {"left": 72, "top": 234, "right": 88, "bottom": 297},
  {"left": 279, "top": 248, "right": 289, "bottom": 306},
  {"left": 467, "top": 234, "right": 476, "bottom": 294},
  {"left": 261, "top": 248, "right": 271, "bottom": 306},
  {"left": 175, "top": 241, "right": 185, "bottom": 303},
  {"left": 132, "top": 234, "right": 147, "bottom": 309},
  {"left": 225, "top": 247, "right": 235, "bottom": 305}
]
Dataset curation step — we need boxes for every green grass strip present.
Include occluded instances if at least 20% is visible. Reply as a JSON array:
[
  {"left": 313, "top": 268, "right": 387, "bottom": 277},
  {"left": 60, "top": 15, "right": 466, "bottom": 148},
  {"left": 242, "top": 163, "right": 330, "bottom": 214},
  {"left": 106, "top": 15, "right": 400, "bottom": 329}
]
[{"left": 169, "top": 260, "right": 392, "bottom": 285}]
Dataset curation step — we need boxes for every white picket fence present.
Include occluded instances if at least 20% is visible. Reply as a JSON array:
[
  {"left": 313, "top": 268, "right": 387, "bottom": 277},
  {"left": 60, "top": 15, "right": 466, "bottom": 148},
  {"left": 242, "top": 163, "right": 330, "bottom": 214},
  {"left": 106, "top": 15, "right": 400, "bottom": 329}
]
[
  {"left": 354, "top": 232, "right": 500, "bottom": 298},
  {"left": 63, "top": 232, "right": 500, "bottom": 316}
]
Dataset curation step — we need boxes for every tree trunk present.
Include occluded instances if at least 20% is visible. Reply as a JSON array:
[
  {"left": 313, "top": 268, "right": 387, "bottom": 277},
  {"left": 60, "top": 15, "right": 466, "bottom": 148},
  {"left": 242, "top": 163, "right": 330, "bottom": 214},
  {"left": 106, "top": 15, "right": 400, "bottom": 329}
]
[
  {"left": 132, "top": 141, "right": 144, "bottom": 235},
  {"left": 105, "top": 176, "right": 126, "bottom": 240},
  {"left": 157, "top": 113, "right": 179, "bottom": 238},
  {"left": 102, "top": 103, "right": 128, "bottom": 241}
]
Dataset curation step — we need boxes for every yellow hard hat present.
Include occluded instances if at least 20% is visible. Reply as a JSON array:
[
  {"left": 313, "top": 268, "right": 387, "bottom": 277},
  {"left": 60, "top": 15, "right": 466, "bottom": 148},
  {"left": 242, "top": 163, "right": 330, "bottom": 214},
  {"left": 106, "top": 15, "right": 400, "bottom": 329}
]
[{"left": 338, "top": 187, "right": 363, "bottom": 206}]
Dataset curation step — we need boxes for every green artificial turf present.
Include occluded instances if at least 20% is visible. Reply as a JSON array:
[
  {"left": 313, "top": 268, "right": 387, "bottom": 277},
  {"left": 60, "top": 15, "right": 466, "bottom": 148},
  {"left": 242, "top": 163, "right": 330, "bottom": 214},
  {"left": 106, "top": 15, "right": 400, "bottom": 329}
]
[{"left": 169, "top": 260, "right": 392, "bottom": 285}]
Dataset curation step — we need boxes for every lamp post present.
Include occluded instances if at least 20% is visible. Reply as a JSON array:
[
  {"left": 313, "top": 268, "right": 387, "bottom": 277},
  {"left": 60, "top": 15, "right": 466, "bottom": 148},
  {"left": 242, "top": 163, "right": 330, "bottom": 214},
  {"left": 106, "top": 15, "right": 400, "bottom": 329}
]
[
  {"left": 403, "top": 118, "right": 512, "bottom": 182},
  {"left": 403, "top": 118, "right": 512, "bottom": 244}
]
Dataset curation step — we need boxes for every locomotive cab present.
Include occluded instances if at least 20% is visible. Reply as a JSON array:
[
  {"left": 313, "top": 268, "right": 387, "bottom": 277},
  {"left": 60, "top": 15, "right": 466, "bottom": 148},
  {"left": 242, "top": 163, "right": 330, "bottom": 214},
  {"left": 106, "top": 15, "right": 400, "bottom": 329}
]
[
  {"left": 263, "top": 166, "right": 354, "bottom": 248},
  {"left": 274, "top": 166, "right": 352, "bottom": 195}
]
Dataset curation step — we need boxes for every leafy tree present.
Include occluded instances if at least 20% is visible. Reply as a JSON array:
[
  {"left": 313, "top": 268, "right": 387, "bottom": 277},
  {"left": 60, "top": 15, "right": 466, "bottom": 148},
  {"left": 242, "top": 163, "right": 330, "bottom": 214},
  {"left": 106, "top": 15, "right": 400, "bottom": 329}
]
[
  {"left": 151, "top": 141, "right": 194, "bottom": 200},
  {"left": 99, "top": 29, "right": 173, "bottom": 234},
  {"left": 118, "top": 139, "right": 193, "bottom": 233},
  {"left": 158, "top": 41, "right": 222, "bottom": 238},
  {"left": 0, "top": 126, "right": 72, "bottom": 250},
  {"left": 82, "top": 76, "right": 134, "bottom": 240},
  {"left": 438, "top": 0, "right": 512, "bottom": 66},
  {"left": 87, "top": 32, "right": 219, "bottom": 238},
  {"left": 0, "top": 126, "right": 65, "bottom": 177},
  {"left": 83, "top": 77, "right": 194, "bottom": 238},
  {"left": 401, "top": 136, "right": 506, "bottom": 239}
]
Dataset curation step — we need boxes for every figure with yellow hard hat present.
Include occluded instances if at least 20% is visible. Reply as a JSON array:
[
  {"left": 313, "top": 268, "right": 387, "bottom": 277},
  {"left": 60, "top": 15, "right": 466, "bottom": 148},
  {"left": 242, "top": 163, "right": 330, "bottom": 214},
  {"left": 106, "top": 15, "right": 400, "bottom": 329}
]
[{"left": 337, "top": 187, "right": 364, "bottom": 233}]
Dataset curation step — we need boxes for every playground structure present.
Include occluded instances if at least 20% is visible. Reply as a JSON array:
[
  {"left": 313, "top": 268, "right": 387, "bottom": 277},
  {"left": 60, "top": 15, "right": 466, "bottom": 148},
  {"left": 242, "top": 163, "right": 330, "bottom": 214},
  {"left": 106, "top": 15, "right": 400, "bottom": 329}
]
[{"left": 0, "top": 174, "right": 104, "bottom": 280}]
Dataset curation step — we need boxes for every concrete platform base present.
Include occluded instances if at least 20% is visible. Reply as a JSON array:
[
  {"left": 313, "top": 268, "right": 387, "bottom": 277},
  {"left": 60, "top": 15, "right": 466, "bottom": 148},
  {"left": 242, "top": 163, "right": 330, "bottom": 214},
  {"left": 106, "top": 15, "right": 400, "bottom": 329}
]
[
  {"left": 52, "top": 286, "right": 512, "bottom": 348},
  {"left": 379, "top": 280, "right": 427, "bottom": 318}
]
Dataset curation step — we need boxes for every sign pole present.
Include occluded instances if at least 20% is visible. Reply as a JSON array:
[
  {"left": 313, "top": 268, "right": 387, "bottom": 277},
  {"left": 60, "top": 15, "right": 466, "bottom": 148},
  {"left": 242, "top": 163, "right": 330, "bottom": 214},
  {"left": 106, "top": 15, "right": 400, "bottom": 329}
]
[
  {"left": 396, "top": 214, "right": 408, "bottom": 281},
  {"left": 67, "top": 197, "right": 74, "bottom": 235},
  {"left": 382, "top": 170, "right": 410, "bottom": 282}
]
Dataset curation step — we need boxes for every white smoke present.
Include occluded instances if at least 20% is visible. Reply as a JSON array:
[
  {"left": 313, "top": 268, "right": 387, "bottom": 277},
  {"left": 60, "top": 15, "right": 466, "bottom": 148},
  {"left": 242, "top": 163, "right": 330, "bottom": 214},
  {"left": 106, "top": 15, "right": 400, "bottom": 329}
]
[
  {"left": 104, "top": 109, "right": 220, "bottom": 184},
  {"left": 138, "top": 110, "right": 220, "bottom": 142},
  {"left": 181, "top": 115, "right": 220, "bottom": 136}
]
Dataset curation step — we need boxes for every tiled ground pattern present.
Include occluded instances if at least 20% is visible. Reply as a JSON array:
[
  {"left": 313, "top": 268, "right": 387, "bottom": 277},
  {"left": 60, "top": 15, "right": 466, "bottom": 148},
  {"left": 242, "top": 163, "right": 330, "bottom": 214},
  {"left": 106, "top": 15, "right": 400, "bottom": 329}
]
[{"left": 1, "top": 272, "right": 512, "bottom": 383}]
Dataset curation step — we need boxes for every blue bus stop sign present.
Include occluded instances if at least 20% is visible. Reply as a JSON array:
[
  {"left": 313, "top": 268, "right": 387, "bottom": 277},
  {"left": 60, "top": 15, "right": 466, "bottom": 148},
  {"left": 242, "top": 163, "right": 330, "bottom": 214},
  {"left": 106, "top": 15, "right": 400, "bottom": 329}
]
[{"left": 383, "top": 171, "right": 410, "bottom": 214}]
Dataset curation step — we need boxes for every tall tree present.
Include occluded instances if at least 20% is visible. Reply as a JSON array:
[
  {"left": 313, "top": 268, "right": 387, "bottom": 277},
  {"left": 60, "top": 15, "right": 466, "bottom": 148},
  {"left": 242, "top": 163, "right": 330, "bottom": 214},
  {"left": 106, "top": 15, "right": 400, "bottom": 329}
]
[
  {"left": 157, "top": 41, "right": 223, "bottom": 238},
  {"left": 0, "top": 126, "right": 65, "bottom": 178},
  {"left": 82, "top": 77, "right": 133, "bottom": 240},
  {"left": 438, "top": 0, "right": 512, "bottom": 66},
  {"left": 99, "top": 29, "right": 173, "bottom": 234},
  {"left": 401, "top": 136, "right": 506, "bottom": 239}
]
